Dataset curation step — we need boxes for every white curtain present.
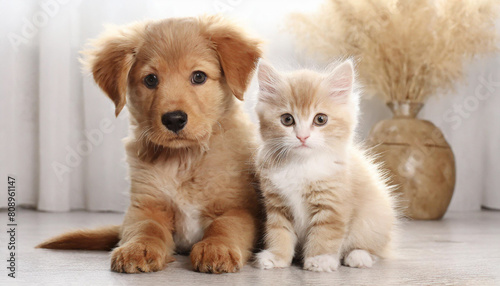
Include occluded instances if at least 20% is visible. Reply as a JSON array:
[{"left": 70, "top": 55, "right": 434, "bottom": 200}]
[{"left": 1, "top": 0, "right": 499, "bottom": 212}]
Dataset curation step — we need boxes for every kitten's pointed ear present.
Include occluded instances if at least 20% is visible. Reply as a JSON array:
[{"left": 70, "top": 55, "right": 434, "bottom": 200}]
[
  {"left": 324, "top": 60, "right": 354, "bottom": 100},
  {"left": 258, "top": 60, "right": 283, "bottom": 102}
]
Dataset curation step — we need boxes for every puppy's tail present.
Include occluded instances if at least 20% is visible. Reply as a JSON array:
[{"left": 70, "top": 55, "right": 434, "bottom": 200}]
[{"left": 36, "top": 225, "right": 120, "bottom": 251}]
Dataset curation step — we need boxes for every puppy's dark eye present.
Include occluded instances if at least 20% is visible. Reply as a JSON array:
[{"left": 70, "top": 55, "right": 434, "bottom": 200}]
[
  {"left": 191, "top": 71, "right": 207, "bottom": 85},
  {"left": 280, "top": 113, "right": 295, "bottom": 127},
  {"left": 143, "top": 74, "right": 159, "bottom": 89},
  {"left": 313, "top": 113, "right": 328, "bottom": 126}
]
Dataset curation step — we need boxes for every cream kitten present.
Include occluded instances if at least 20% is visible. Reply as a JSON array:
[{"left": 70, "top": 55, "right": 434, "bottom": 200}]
[{"left": 253, "top": 60, "right": 397, "bottom": 272}]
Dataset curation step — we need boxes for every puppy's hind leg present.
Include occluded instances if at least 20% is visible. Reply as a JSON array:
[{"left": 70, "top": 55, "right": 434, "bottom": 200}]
[{"left": 190, "top": 209, "right": 257, "bottom": 274}]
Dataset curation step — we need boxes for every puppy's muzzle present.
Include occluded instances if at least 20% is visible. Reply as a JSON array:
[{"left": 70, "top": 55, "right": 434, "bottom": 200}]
[{"left": 162, "top": 110, "right": 188, "bottom": 134}]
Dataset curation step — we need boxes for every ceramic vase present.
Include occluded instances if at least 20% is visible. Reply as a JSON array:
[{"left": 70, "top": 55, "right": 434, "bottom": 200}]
[{"left": 367, "top": 101, "right": 456, "bottom": 220}]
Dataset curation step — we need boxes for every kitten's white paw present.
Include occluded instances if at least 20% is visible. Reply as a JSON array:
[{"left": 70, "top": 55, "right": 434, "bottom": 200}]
[
  {"left": 344, "top": 249, "right": 373, "bottom": 268},
  {"left": 303, "top": 254, "right": 340, "bottom": 272},
  {"left": 254, "top": 250, "right": 290, "bottom": 269}
]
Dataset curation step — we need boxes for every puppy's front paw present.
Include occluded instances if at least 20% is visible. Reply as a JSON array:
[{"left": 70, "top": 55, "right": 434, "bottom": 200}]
[
  {"left": 344, "top": 249, "right": 374, "bottom": 268},
  {"left": 254, "top": 250, "right": 291, "bottom": 269},
  {"left": 190, "top": 238, "right": 243, "bottom": 274},
  {"left": 111, "top": 241, "right": 174, "bottom": 273},
  {"left": 303, "top": 254, "right": 340, "bottom": 272}
]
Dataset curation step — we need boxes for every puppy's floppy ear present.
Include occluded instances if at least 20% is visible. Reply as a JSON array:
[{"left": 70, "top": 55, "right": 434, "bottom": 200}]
[
  {"left": 201, "top": 16, "right": 262, "bottom": 101},
  {"left": 81, "top": 22, "right": 145, "bottom": 116}
]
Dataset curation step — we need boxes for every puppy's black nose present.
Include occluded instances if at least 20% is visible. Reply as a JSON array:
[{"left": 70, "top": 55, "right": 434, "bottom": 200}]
[{"left": 161, "top": 111, "right": 188, "bottom": 133}]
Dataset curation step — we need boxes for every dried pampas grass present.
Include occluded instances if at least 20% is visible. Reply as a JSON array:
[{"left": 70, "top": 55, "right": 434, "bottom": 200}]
[{"left": 287, "top": 0, "right": 499, "bottom": 102}]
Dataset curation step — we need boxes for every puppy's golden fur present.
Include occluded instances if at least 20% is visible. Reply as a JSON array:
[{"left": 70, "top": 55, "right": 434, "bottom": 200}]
[{"left": 37, "top": 16, "right": 262, "bottom": 274}]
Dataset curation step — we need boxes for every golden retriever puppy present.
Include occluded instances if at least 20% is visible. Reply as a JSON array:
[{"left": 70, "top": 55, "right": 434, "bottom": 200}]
[{"left": 37, "top": 15, "right": 262, "bottom": 274}]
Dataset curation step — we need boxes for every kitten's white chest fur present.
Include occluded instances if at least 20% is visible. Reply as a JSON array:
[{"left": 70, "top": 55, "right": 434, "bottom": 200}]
[{"left": 268, "top": 153, "right": 342, "bottom": 242}]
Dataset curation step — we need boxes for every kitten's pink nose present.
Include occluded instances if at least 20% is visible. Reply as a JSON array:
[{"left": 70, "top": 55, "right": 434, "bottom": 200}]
[{"left": 297, "top": 135, "right": 309, "bottom": 143}]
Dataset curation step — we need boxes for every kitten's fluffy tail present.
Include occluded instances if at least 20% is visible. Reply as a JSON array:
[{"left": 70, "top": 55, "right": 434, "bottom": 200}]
[{"left": 36, "top": 225, "right": 120, "bottom": 251}]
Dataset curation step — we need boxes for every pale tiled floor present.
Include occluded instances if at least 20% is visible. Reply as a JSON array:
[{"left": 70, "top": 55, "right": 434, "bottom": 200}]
[{"left": 1, "top": 209, "right": 499, "bottom": 285}]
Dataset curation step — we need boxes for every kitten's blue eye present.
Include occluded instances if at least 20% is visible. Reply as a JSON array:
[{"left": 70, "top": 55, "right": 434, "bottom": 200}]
[
  {"left": 314, "top": 113, "right": 328, "bottom": 126},
  {"left": 281, "top": 113, "right": 294, "bottom": 126}
]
